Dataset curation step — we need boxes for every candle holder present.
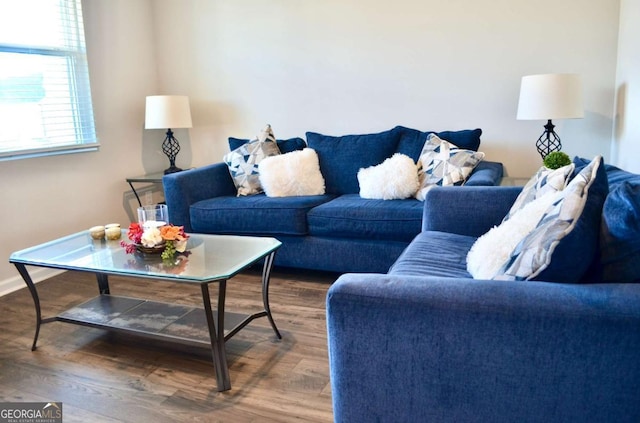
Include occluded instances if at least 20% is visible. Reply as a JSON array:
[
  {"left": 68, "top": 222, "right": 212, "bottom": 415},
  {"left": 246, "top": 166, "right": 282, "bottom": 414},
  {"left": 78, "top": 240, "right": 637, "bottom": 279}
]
[{"left": 137, "top": 204, "right": 169, "bottom": 228}]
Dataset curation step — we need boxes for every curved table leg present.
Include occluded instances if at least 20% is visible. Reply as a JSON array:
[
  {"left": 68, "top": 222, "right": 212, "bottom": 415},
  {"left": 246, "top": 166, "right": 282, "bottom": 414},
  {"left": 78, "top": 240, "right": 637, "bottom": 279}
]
[
  {"left": 127, "top": 180, "right": 143, "bottom": 208},
  {"left": 261, "top": 252, "right": 281, "bottom": 339},
  {"left": 14, "top": 263, "right": 42, "bottom": 351}
]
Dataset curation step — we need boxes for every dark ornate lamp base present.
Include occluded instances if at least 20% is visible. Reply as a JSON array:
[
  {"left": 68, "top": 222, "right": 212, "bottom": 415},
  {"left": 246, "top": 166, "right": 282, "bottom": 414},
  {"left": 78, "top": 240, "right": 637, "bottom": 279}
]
[
  {"left": 162, "top": 128, "right": 183, "bottom": 174},
  {"left": 536, "top": 119, "right": 562, "bottom": 159},
  {"left": 164, "top": 166, "right": 183, "bottom": 175}
]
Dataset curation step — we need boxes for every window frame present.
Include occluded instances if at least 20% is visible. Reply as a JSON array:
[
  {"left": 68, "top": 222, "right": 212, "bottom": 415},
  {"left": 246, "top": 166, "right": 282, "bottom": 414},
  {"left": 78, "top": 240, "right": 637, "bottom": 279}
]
[{"left": 0, "top": 0, "right": 98, "bottom": 161}]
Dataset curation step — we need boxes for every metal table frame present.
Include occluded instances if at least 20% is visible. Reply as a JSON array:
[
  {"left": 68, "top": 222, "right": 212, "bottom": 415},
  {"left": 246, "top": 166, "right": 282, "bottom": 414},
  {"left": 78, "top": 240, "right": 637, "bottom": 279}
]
[
  {"left": 11, "top": 236, "right": 281, "bottom": 392},
  {"left": 125, "top": 172, "right": 165, "bottom": 207}
]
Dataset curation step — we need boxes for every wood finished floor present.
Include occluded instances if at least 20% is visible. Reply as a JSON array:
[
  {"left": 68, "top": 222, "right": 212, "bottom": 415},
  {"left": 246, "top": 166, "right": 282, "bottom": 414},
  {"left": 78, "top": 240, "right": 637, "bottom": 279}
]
[{"left": 0, "top": 267, "right": 337, "bottom": 422}]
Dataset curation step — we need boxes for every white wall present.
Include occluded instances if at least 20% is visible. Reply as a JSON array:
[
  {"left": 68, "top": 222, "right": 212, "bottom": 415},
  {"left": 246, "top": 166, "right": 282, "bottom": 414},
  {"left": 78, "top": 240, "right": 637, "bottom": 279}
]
[
  {"left": 0, "top": 0, "right": 159, "bottom": 287},
  {"left": 613, "top": 0, "right": 640, "bottom": 172},
  {"left": 151, "top": 0, "right": 619, "bottom": 176},
  {"left": 0, "top": 0, "right": 624, "bottom": 288}
]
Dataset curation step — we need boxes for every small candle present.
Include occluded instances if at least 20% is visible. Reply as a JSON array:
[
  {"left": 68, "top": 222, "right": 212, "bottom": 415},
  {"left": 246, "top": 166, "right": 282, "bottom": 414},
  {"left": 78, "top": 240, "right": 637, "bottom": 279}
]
[
  {"left": 89, "top": 225, "right": 105, "bottom": 240},
  {"left": 105, "top": 223, "right": 121, "bottom": 240},
  {"left": 143, "top": 220, "right": 166, "bottom": 229}
]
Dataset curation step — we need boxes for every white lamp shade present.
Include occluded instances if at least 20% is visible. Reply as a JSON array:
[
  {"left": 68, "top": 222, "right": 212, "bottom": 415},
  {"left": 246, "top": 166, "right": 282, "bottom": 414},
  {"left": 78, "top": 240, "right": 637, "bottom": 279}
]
[
  {"left": 145, "top": 95, "right": 193, "bottom": 129},
  {"left": 517, "top": 74, "right": 584, "bottom": 120}
]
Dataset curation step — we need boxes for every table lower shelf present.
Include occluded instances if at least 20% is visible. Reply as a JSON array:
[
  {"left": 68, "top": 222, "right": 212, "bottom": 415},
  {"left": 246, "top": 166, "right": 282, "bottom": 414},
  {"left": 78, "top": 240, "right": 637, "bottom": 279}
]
[{"left": 56, "top": 295, "right": 253, "bottom": 347}]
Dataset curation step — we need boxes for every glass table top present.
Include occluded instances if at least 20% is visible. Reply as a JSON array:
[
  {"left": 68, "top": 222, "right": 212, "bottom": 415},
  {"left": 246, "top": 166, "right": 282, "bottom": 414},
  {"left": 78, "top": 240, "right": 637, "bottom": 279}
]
[
  {"left": 10, "top": 231, "right": 282, "bottom": 283},
  {"left": 125, "top": 172, "right": 166, "bottom": 183}
]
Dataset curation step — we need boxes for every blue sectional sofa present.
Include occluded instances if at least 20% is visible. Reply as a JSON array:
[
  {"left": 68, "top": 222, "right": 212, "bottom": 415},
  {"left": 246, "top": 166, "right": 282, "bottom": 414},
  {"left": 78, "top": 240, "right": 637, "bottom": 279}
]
[
  {"left": 163, "top": 126, "right": 503, "bottom": 273},
  {"left": 326, "top": 159, "right": 640, "bottom": 422}
]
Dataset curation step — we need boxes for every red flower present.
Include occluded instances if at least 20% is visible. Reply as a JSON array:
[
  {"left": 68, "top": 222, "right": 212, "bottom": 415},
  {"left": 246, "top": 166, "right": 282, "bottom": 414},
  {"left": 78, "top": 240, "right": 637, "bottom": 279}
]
[{"left": 127, "top": 222, "right": 144, "bottom": 244}]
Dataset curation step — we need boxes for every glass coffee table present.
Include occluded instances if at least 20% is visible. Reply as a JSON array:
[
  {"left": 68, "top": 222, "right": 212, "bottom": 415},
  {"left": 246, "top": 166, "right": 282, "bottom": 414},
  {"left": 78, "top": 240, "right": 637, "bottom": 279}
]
[{"left": 9, "top": 231, "right": 282, "bottom": 392}]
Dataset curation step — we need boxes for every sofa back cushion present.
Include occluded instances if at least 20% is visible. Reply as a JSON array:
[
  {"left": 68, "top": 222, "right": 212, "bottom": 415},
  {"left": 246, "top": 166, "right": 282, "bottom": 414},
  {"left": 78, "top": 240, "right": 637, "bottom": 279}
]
[
  {"left": 573, "top": 156, "right": 634, "bottom": 189},
  {"left": 306, "top": 128, "right": 400, "bottom": 194},
  {"left": 601, "top": 181, "right": 640, "bottom": 282},
  {"left": 573, "top": 156, "right": 640, "bottom": 283},
  {"left": 394, "top": 125, "right": 482, "bottom": 162}
]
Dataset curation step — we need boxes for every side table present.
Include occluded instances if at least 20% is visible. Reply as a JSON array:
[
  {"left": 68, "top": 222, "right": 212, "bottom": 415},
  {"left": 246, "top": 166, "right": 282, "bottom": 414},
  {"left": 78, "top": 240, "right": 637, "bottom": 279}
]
[
  {"left": 126, "top": 172, "right": 165, "bottom": 207},
  {"left": 500, "top": 177, "right": 530, "bottom": 187}
]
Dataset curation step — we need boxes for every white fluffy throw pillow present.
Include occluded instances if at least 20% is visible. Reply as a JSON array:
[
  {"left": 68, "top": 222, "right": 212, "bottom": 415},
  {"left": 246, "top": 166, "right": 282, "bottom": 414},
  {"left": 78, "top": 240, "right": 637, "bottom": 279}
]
[
  {"left": 258, "top": 148, "right": 325, "bottom": 197},
  {"left": 466, "top": 191, "right": 560, "bottom": 279},
  {"left": 358, "top": 153, "right": 419, "bottom": 200}
]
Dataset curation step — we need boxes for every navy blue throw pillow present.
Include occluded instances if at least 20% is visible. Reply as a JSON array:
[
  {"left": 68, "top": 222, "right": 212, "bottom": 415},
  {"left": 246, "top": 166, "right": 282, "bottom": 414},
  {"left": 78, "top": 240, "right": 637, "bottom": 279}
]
[{"left": 229, "top": 137, "right": 306, "bottom": 154}]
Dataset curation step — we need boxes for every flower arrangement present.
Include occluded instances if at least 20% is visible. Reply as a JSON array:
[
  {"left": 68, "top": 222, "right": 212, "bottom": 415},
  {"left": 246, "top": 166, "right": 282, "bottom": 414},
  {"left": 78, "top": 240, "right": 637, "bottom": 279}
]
[{"left": 121, "top": 222, "right": 189, "bottom": 261}]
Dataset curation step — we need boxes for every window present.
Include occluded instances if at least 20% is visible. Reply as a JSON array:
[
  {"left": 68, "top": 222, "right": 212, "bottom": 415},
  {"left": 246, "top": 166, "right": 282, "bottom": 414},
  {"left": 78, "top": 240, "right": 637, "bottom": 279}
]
[{"left": 0, "top": 0, "right": 97, "bottom": 160}]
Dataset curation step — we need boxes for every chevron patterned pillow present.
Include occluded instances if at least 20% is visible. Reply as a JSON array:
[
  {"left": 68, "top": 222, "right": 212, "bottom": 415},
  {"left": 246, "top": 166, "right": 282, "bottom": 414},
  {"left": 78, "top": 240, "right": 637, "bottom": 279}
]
[
  {"left": 415, "top": 133, "right": 484, "bottom": 201},
  {"left": 223, "top": 124, "right": 281, "bottom": 196},
  {"left": 502, "top": 163, "right": 574, "bottom": 222}
]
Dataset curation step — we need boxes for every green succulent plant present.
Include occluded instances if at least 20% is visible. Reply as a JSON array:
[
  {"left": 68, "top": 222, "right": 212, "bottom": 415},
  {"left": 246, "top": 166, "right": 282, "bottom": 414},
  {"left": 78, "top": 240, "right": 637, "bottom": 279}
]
[{"left": 543, "top": 151, "right": 571, "bottom": 170}]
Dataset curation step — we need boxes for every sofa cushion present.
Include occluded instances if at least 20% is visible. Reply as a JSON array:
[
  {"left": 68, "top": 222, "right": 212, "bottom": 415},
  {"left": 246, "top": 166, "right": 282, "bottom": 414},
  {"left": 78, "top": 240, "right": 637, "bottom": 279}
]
[
  {"left": 497, "top": 156, "right": 608, "bottom": 282},
  {"left": 307, "top": 194, "right": 423, "bottom": 242},
  {"left": 389, "top": 231, "right": 475, "bottom": 278},
  {"left": 229, "top": 136, "right": 306, "bottom": 154},
  {"left": 601, "top": 181, "right": 640, "bottom": 282},
  {"left": 258, "top": 148, "right": 326, "bottom": 197},
  {"left": 306, "top": 128, "right": 401, "bottom": 195},
  {"left": 415, "top": 134, "right": 485, "bottom": 200},
  {"left": 189, "top": 194, "right": 335, "bottom": 236},
  {"left": 223, "top": 124, "right": 281, "bottom": 196},
  {"left": 358, "top": 153, "right": 419, "bottom": 200},
  {"left": 394, "top": 125, "right": 482, "bottom": 161}
]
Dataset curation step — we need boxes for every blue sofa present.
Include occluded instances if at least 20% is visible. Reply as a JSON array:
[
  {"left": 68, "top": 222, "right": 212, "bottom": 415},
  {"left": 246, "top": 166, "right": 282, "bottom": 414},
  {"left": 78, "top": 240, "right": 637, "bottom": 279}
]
[
  {"left": 326, "top": 159, "right": 640, "bottom": 422},
  {"left": 163, "top": 126, "right": 503, "bottom": 273}
]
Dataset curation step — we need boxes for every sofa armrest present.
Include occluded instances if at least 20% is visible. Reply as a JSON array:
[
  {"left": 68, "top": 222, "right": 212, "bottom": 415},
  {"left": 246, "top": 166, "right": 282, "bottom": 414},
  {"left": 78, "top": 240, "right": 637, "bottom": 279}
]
[
  {"left": 465, "top": 160, "right": 503, "bottom": 186},
  {"left": 422, "top": 186, "right": 522, "bottom": 237},
  {"left": 163, "top": 163, "right": 236, "bottom": 231},
  {"left": 326, "top": 273, "right": 640, "bottom": 423}
]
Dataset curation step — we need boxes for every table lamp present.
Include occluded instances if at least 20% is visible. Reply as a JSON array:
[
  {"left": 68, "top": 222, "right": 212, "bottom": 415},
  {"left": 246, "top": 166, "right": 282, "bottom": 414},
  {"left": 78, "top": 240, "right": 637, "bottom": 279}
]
[
  {"left": 145, "top": 95, "right": 193, "bottom": 174},
  {"left": 516, "top": 73, "right": 583, "bottom": 159}
]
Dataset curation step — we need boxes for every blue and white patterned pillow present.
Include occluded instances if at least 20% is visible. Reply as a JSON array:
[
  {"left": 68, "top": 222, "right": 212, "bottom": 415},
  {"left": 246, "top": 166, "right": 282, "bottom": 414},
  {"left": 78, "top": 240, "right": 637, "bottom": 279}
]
[
  {"left": 503, "top": 163, "right": 575, "bottom": 222},
  {"left": 415, "top": 134, "right": 484, "bottom": 201},
  {"left": 223, "top": 124, "right": 281, "bottom": 196},
  {"left": 495, "top": 156, "right": 608, "bottom": 282}
]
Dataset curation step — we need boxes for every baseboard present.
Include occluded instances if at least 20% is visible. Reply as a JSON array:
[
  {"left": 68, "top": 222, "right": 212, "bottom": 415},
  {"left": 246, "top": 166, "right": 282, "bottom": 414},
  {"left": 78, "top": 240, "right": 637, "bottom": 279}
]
[{"left": 0, "top": 268, "right": 66, "bottom": 297}]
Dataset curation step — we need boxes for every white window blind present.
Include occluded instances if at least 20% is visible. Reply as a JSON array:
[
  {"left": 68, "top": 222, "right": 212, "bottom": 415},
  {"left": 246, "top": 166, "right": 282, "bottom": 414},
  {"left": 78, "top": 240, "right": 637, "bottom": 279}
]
[{"left": 0, "top": 0, "right": 98, "bottom": 160}]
